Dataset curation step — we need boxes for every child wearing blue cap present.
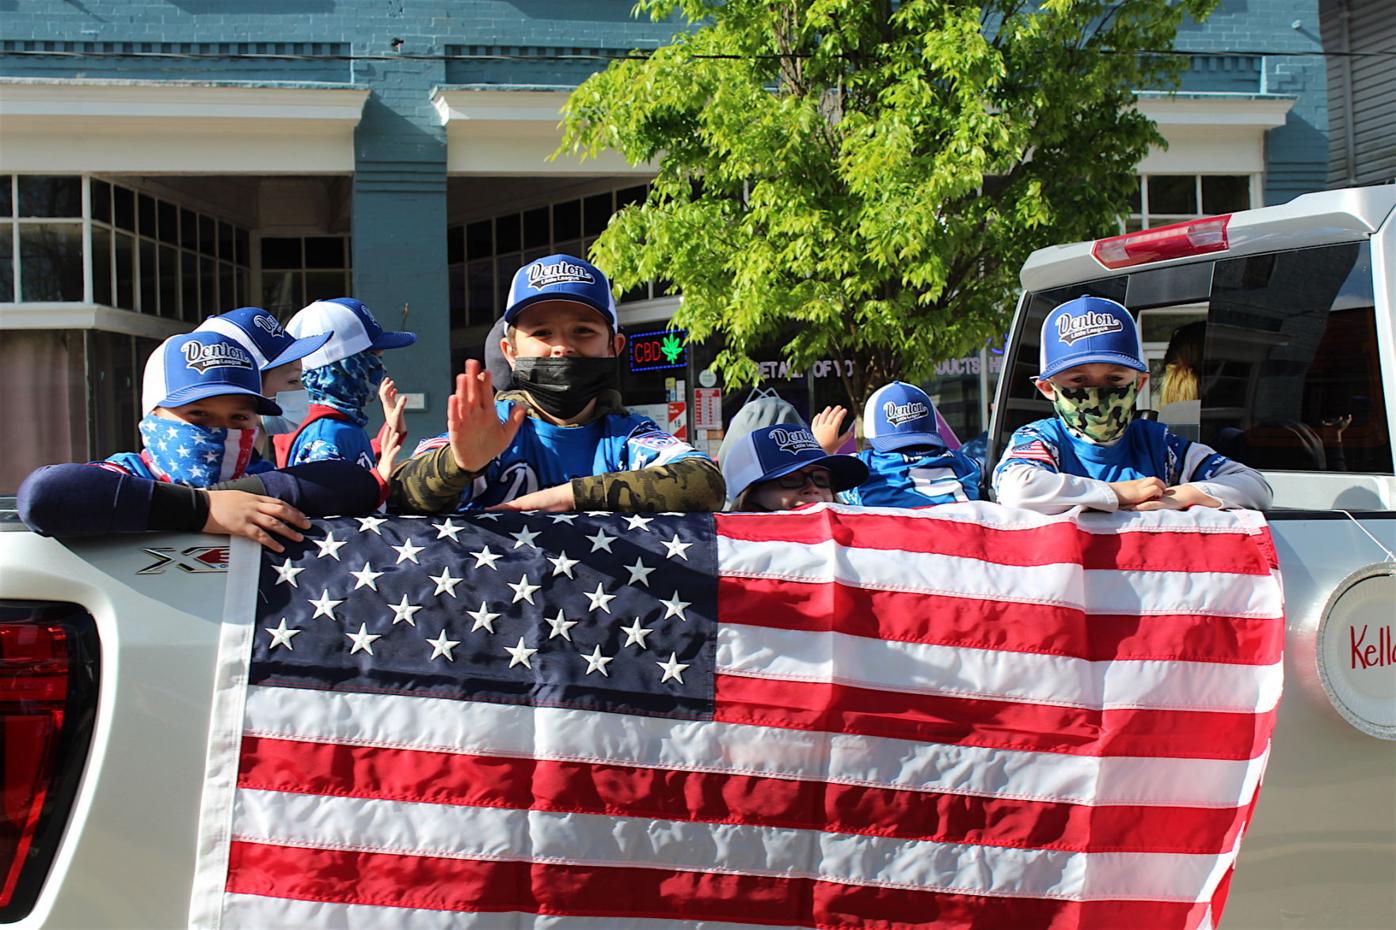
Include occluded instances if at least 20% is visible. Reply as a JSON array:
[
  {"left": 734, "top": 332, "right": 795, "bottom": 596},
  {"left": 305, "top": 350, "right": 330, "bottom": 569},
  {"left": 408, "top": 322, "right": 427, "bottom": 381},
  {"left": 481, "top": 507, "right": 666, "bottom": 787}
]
[
  {"left": 277, "top": 298, "right": 414, "bottom": 475},
  {"left": 18, "top": 332, "right": 383, "bottom": 550},
  {"left": 992, "top": 296, "right": 1270, "bottom": 513},
  {"left": 812, "top": 382, "right": 981, "bottom": 508},
  {"left": 391, "top": 254, "right": 725, "bottom": 514},
  {"left": 722, "top": 423, "right": 868, "bottom": 511}
]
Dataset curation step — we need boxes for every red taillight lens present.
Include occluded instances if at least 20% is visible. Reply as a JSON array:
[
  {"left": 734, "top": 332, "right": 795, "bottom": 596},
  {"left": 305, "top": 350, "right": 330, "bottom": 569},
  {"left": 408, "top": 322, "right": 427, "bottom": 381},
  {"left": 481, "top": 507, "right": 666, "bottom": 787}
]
[
  {"left": 0, "top": 623, "right": 70, "bottom": 909},
  {"left": 1092, "top": 215, "right": 1231, "bottom": 269},
  {"left": 0, "top": 605, "right": 98, "bottom": 921}
]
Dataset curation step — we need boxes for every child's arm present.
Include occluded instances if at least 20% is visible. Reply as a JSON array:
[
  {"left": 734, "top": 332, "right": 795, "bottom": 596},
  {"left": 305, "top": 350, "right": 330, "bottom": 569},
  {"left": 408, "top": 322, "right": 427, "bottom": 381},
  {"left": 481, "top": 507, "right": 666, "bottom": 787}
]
[
  {"left": 1136, "top": 440, "right": 1273, "bottom": 511},
  {"left": 991, "top": 428, "right": 1163, "bottom": 513}
]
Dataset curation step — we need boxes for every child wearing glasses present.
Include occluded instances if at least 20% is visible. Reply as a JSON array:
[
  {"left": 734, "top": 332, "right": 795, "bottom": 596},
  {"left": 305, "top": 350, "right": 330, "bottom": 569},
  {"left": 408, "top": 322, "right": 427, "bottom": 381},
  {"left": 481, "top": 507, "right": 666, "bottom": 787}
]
[{"left": 721, "top": 423, "right": 868, "bottom": 511}]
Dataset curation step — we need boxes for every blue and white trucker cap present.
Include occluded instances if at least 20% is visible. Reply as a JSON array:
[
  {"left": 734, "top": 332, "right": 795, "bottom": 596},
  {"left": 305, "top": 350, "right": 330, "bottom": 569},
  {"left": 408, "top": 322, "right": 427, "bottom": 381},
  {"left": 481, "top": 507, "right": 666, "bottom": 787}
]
[
  {"left": 287, "top": 297, "right": 416, "bottom": 370},
  {"left": 1038, "top": 296, "right": 1147, "bottom": 380},
  {"left": 196, "top": 306, "right": 330, "bottom": 371},
  {"left": 721, "top": 423, "right": 869, "bottom": 507},
  {"left": 140, "top": 332, "right": 282, "bottom": 416},
  {"left": 863, "top": 381, "right": 944, "bottom": 453},
  {"left": 503, "top": 254, "right": 619, "bottom": 329}
]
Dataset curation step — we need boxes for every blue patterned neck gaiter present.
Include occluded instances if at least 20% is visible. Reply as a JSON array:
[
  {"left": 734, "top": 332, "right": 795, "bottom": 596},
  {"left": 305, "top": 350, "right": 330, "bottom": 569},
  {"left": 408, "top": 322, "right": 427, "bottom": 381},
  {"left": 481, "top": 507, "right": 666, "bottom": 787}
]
[
  {"left": 138, "top": 414, "right": 259, "bottom": 485},
  {"left": 300, "top": 352, "right": 385, "bottom": 426}
]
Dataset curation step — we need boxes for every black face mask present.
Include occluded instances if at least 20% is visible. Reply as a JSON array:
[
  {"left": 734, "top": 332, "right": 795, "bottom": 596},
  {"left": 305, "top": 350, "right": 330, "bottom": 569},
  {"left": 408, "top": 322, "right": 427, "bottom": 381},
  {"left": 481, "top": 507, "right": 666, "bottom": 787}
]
[{"left": 509, "top": 356, "right": 620, "bottom": 420}]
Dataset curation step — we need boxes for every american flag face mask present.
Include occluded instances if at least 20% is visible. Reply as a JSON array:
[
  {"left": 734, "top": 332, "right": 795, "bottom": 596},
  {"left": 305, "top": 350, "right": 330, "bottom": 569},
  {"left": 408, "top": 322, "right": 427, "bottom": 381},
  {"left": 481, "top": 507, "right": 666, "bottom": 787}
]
[{"left": 138, "top": 414, "right": 259, "bottom": 485}]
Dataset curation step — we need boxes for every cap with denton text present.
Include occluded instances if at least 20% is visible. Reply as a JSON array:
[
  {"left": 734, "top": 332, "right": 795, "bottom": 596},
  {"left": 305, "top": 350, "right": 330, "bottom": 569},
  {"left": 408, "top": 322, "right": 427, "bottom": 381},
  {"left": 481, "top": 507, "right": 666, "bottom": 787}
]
[
  {"left": 503, "top": 254, "right": 618, "bottom": 329},
  {"left": 141, "top": 332, "right": 281, "bottom": 416},
  {"left": 196, "top": 306, "right": 330, "bottom": 371},
  {"left": 721, "top": 423, "right": 868, "bottom": 507},
  {"left": 287, "top": 297, "right": 416, "bottom": 370},
  {"left": 863, "top": 381, "right": 945, "bottom": 454},
  {"left": 1038, "top": 296, "right": 1147, "bottom": 380}
]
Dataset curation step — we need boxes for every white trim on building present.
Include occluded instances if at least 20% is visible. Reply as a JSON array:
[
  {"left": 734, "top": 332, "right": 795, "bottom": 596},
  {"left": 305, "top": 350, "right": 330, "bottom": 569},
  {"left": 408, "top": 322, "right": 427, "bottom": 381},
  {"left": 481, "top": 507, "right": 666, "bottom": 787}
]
[
  {"left": 1134, "top": 94, "right": 1295, "bottom": 174},
  {"left": 0, "top": 303, "right": 188, "bottom": 339},
  {"left": 433, "top": 88, "right": 654, "bottom": 176},
  {"left": 0, "top": 79, "right": 369, "bottom": 173}
]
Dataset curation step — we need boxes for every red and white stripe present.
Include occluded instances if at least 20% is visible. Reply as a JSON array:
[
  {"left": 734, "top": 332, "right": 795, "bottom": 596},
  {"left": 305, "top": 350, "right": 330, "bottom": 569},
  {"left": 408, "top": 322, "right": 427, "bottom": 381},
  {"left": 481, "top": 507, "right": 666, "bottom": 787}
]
[{"left": 203, "top": 502, "right": 1282, "bottom": 930}]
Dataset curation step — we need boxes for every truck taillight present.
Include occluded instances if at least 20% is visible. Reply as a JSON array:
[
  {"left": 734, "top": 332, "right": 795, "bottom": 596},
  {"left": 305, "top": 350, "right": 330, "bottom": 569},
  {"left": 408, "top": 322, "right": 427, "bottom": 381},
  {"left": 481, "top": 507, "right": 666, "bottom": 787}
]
[
  {"left": 0, "top": 603, "right": 98, "bottom": 921},
  {"left": 1091, "top": 215, "right": 1231, "bottom": 269}
]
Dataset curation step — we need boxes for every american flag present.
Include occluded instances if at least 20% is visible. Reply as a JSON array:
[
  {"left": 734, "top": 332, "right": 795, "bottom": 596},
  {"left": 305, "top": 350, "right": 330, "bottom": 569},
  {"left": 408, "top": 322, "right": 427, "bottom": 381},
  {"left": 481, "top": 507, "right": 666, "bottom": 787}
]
[{"left": 191, "top": 503, "right": 1283, "bottom": 930}]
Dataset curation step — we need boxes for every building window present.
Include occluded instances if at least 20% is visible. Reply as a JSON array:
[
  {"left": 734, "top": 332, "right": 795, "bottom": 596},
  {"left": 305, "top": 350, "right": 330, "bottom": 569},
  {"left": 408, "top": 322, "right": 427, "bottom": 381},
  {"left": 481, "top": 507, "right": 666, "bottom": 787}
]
[
  {"left": 447, "top": 184, "right": 656, "bottom": 329},
  {"left": 260, "top": 235, "right": 352, "bottom": 318},
  {"left": 84, "top": 176, "right": 251, "bottom": 318},
  {"left": 1125, "top": 174, "right": 1254, "bottom": 231},
  {"left": 0, "top": 175, "right": 84, "bottom": 303}
]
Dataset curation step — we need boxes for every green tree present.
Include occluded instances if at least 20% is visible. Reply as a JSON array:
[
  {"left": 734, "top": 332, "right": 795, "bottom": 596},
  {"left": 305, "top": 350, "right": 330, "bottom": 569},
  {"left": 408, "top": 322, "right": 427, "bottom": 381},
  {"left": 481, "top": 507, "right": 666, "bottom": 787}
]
[{"left": 560, "top": 0, "right": 1216, "bottom": 404}]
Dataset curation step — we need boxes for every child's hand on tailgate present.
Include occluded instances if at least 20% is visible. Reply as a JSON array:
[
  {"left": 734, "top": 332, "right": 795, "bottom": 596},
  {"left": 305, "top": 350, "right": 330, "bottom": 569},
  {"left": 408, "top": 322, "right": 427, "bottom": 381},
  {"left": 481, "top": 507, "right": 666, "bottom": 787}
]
[
  {"left": 1109, "top": 477, "right": 1166, "bottom": 508},
  {"left": 1132, "top": 483, "right": 1222, "bottom": 511},
  {"left": 204, "top": 490, "right": 310, "bottom": 553}
]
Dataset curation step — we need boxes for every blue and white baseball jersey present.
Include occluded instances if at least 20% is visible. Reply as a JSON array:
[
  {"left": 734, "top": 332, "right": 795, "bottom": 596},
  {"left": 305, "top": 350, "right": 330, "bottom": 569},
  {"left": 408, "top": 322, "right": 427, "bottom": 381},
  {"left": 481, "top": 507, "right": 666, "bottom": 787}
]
[
  {"left": 412, "top": 399, "right": 708, "bottom": 513},
  {"left": 287, "top": 417, "right": 377, "bottom": 471},
  {"left": 842, "top": 447, "right": 981, "bottom": 508},
  {"left": 993, "top": 417, "right": 1229, "bottom": 488}
]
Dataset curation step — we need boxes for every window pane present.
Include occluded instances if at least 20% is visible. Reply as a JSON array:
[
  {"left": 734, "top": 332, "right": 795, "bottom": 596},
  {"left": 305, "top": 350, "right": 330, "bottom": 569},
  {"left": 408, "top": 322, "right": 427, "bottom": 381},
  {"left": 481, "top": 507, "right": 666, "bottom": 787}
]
[
  {"left": 235, "top": 227, "right": 250, "bottom": 268},
  {"left": 496, "top": 254, "right": 520, "bottom": 314},
  {"left": 552, "top": 239, "right": 582, "bottom": 264},
  {"left": 1202, "top": 176, "right": 1250, "bottom": 215},
  {"left": 91, "top": 179, "right": 111, "bottom": 224},
  {"left": 180, "top": 208, "right": 198, "bottom": 250},
  {"left": 158, "top": 201, "right": 178, "bottom": 245},
  {"left": 583, "top": 192, "right": 611, "bottom": 236},
  {"left": 616, "top": 185, "right": 646, "bottom": 210},
  {"left": 467, "top": 258, "right": 493, "bottom": 325},
  {"left": 198, "top": 215, "right": 215, "bottom": 255},
  {"left": 495, "top": 214, "right": 521, "bottom": 253},
  {"left": 138, "top": 238, "right": 158, "bottom": 314},
  {"left": 0, "top": 176, "right": 11, "bottom": 217},
  {"left": 18, "top": 176, "right": 82, "bottom": 218},
  {"left": 261, "top": 237, "right": 302, "bottom": 270},
  {"left": 218, "top": 221, "right": 234, "bottom": 262},
  {"left": 236, "top": 268, "right": 249, "bottom": 308},
  {"left": 114, "top": 232, "right": 135, "bottom": 310},
  {"left": 1127, "top": 178, "right": 1142, "bottom": 214},
  {"left": 1147, "top": 175, "right": 1197, "bottom": 216},
  {"left": 160, "top": 245, "right": 179, "bottom": 319},
  {"left": 182, "top": 251, "right": 199, "bottom": 321},
  {"left": 114, "top": 186, "right": 135, "bottom": 231},
  {"left": 466, "top": 220, "right": 492, "bottom": 259},
  {"left": 86, "top": 330, "right": 137, "bottom": 460},
  {"left": 553, "top": 200, "right": 581, "bottom": 242},
  {"left": 1203, "top": 241, "right": 1389, "bottom": 474},
  {"left": 92, "top": 224, "right": 113, "bottom": 307},
  {"left": 262, "top": 270, "right": 302, "bottom": 317},
  {"left": 19, "top": 222, "right": 84, "bottom": 301},
  {"left": 200, "top": 255, "right": 217, "bottom": 313},
  {"left": 304, "top": 269, "right": 345, "bottom": 303},
  {"left": 138, "top": 194, "right": 156, "bottom": 240},
  {"left": 523, "top": 206, "right": 549, "bottom": 250},
  {"left": 304, "top": 236, "right": 343, "bottom": 269},
  {"left": 449, "top": 262, "right": 465, "bottom": 321},
  {"left": 447, "top": 225, "right": 465, "bottom": 264},
  {"left": 219, "top": 262, "right": 235, "bottom": 313},
  {"left": 0, "top": 225, "right": 12, "bottom": 302}
]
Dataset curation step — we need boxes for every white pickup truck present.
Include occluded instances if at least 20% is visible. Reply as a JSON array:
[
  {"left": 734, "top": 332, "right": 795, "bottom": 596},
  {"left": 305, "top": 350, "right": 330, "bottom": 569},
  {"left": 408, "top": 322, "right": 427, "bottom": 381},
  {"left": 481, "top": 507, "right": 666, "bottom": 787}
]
[{"left": 2, "top": 186, "right": 1394, "bottom": 929}]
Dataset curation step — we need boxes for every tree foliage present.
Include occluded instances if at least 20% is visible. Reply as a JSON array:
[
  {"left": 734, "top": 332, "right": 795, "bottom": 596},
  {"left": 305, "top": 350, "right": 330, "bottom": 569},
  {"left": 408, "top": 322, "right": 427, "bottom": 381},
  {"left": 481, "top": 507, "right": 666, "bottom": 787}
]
[{"left": 559, "top": 0, "right": 1217, "bottom": 404}]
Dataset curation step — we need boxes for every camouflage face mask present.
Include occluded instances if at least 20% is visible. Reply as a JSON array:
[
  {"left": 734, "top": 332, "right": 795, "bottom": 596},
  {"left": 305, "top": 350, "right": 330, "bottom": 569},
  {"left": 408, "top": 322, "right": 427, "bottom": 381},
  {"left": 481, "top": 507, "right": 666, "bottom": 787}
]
[{"left": 1050, "top": 381, "right": 1138, "bottom": 444}]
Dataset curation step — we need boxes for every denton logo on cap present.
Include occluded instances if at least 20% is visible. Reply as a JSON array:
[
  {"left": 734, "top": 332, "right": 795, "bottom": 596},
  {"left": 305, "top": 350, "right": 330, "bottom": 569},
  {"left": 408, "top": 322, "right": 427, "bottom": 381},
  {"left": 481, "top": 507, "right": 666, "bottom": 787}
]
[
  {"left": 770, "top": 427, "right": 821, "bottom": 455},
  {"left": 883, "top": 399, "right": 929, "bottom": 427},
  {"left": 1056, "top": 310, "right": 1125, "bottom": 346},
  {"left": 182, "top": 341, "right": 254, "bottom": 373},
  {"left": 527, "top": 260, "right": 595, "bottom": 290},
  {"left": 252, "top": 314, "right": 283, "bottom": 336}
]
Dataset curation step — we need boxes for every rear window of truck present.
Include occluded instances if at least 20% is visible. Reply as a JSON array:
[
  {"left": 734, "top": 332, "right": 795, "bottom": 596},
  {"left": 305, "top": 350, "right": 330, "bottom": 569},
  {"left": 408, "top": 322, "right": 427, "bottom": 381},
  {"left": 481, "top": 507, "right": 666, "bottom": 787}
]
[{"left": 997, "top": 241, "right": 1392, "bottom": 475}]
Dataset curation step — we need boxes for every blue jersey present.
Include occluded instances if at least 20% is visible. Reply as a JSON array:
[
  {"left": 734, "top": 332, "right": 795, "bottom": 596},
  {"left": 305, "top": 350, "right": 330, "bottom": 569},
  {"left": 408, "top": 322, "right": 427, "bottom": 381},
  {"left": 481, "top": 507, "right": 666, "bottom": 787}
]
[
  {"left": 287, "top": 417, "right": 377, "bottom": 471},
  {"left": 842, "top": 446, "right": 981, "bottom": 508},
  {"left": 992, "top": 417, "right": 1229, "bottom": 487},
  {"left": 411, "top": 399, "right": 708, "bottom": 513}
]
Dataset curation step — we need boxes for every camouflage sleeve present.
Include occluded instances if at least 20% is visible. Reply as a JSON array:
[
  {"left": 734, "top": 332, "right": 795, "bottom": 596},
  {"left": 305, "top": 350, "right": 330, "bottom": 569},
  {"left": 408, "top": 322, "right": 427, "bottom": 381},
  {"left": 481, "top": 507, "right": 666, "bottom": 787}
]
[
  {"left": 387, "top": 443, "right": 477, "bottom": 515},
  {"left": 571, "top": 457, "right": 726, "bottom": 513}
]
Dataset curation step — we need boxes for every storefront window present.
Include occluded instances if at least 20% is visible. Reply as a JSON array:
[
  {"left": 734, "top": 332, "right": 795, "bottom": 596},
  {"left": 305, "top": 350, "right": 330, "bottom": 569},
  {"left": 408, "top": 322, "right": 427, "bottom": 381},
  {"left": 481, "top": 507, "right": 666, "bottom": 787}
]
[{"left": 260, "top": 234, "right": 351, "bottom": 317}]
